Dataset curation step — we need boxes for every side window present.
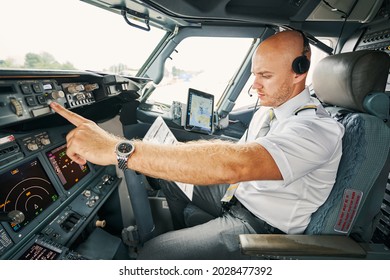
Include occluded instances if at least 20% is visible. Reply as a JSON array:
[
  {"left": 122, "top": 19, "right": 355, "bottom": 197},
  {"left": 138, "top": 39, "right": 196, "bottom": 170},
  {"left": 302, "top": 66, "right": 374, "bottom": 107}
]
[
  {"left": 149, "top": 37, "right": 253, "bottom": 106},
  {"left": 305, "top": 39, "right": 332, "bottom": 86},
  {"left": 233, "top": 39, "right": 332, "bottom": 110}
]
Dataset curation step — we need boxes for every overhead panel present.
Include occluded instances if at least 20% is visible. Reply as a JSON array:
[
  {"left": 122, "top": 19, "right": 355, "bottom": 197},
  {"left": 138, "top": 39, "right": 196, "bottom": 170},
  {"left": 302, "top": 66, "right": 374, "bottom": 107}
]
[{"left": 307, "top": 0, "right": 384, "bottom": 23}]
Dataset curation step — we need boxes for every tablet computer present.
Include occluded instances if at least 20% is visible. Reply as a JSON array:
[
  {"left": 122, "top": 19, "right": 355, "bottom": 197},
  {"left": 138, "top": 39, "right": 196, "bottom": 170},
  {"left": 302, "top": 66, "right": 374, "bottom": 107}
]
[{"left": 185, "top": 88, "right": 214, "bottom": 134}]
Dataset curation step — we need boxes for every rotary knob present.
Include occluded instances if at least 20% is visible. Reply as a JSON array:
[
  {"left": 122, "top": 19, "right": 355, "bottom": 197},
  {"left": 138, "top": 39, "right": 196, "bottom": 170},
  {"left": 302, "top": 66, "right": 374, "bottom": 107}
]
[
  {"left": 50, "top": 90, "right": 65, "bottom": 100},
  {"left": 83, "top": 190, "right": 92, "bottom": 198},
  {"left": 27, "top": 142, "right": 39, "bottom": 151},
  {"left": 40, "top": 137, "right": 51, "bottom": 146},
  {"left": 9, "top": 98, "right": 23, "bottom": 116},
  {"left": 67, "top": 84, "right": 84, "bottom": 94},
  {"left": 84, "top": 83, "right": 99, "bottom": 92},
  {"left": 95, "top": 220, "right": 106, "bottom": 228}
]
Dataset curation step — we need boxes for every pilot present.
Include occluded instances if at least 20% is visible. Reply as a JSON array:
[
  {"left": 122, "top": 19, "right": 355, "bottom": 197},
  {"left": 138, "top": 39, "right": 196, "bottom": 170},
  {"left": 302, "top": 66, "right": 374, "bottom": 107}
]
[{"left": 50, "top": 30, "right": 344, "bottom": 259}]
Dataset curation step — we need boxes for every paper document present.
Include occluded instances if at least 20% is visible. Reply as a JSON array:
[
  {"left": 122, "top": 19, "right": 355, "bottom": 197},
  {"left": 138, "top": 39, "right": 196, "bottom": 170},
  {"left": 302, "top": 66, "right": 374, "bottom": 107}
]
[{"left": 143, "top": 116, "right": 194, "bottom": 200}]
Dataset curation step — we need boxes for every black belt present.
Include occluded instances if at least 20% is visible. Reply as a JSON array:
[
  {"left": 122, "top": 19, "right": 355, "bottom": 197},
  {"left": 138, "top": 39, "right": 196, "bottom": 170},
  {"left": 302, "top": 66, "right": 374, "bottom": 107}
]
[{"left": 223, "top": 196, "right": 285, "bottom": 234}]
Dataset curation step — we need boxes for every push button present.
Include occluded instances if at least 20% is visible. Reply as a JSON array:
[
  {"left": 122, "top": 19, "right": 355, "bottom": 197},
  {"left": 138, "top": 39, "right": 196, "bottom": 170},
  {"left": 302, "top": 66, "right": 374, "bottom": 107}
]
[
  {"left": 20, "top": 84, "right": 32, "bottom": 94},
  {"left": 37, "top": 95, "right": 46, "bottom": 105},
  {"left": 25, "top": 96, "right": 37, "bottom": 106},
  {"left": 32, "top": 83, "right": 43, "bottom": 93}
]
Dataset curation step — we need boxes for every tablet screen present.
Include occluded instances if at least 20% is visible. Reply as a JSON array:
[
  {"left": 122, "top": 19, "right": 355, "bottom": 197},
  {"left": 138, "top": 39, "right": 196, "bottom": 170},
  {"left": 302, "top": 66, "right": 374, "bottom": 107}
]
[{"left": 185, "top": 88, "right": 214, "bottom": 134}]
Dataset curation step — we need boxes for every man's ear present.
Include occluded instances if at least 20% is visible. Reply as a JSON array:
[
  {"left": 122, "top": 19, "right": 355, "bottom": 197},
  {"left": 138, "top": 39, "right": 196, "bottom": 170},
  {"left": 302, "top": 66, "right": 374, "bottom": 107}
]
[{"left": 293, "top": 72, "right": 308, "bottom": 84}]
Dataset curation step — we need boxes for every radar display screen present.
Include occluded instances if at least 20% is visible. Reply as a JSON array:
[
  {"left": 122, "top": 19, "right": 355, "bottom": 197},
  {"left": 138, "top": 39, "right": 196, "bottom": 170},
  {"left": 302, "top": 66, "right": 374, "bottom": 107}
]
[
  {"left": 0, "top": 158, "right": 59, "bottom": 232},
  {"left": 46, "top": 144, "right": 90, "bottom": 191}
]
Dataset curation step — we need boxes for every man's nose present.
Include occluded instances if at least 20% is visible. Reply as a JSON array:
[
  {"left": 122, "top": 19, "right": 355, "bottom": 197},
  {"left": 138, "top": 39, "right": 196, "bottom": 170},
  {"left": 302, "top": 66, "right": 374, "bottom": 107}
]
[{"left": 252, "top": 80, "right": 262, "bottom": 90}]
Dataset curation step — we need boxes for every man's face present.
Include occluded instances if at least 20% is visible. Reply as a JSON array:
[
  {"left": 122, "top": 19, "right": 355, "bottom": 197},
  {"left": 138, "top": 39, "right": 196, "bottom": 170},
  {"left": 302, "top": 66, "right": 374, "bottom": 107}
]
[{"left": 251, "top": 46, "right": 296, "bottom": 107}]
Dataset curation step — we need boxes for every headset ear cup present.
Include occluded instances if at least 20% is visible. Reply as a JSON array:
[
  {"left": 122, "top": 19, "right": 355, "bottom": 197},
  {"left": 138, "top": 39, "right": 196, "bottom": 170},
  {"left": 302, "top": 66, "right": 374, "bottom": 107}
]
[{"left": 292, "top": 55, "right": 310, "bottom": 74}]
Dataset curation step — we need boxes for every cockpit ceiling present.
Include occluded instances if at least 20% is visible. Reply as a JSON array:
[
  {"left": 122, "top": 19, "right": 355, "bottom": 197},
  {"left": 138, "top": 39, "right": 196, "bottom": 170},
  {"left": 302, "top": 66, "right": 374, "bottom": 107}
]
[
  {"left": 141, "top": 0, "right": 317, "bottom": 23},
  {"left": 88, "top": 0, "right": 385, "bottom": 27}
]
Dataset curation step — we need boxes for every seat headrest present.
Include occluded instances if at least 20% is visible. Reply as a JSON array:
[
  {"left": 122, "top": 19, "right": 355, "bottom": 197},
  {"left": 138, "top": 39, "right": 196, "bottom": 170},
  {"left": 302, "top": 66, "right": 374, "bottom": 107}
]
[{"left": 312, "top": 50, "right": 390, "bottom": 113}]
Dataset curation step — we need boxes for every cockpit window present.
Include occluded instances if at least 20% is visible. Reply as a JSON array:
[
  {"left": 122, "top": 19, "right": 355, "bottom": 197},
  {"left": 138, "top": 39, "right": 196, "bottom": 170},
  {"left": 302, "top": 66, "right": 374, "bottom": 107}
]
[
  {"left": 0, "top": 0, "right": 166, "bottom": 74},
  {"left": 148, "top": 36, "right": 253, "bottom": 106}
]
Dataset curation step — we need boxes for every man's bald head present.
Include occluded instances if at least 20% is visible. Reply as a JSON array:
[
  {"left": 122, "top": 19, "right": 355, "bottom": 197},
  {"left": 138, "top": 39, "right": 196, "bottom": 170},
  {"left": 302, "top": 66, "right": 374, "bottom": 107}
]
[
  {"left": 256, "top": 30, "right": 311, "bottom": 73},
  {"left": 250, "top": 30, "right": 311, "bottom": 107}
]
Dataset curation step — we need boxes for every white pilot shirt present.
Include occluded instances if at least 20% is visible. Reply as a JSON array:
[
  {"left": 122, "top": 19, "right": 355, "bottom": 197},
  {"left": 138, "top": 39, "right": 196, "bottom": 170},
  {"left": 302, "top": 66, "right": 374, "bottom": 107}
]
[{"left": 235, "top": 88, "right": 345, "bottom": 234}]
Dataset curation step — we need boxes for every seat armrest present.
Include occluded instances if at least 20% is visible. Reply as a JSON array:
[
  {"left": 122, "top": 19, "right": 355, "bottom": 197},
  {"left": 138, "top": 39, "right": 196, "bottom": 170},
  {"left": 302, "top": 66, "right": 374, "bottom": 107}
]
[{"left": 239, "top": 234, "right": 366, "bottom": 258}]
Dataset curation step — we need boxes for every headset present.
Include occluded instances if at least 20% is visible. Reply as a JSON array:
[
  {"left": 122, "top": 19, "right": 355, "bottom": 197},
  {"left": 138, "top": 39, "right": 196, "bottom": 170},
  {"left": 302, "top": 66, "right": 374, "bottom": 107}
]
[
  {"left": 248, "top": 29, "right": 311, "bottom": 98},
  {"left": 291, "top": 30, "right": 311, "bottom": 74}
]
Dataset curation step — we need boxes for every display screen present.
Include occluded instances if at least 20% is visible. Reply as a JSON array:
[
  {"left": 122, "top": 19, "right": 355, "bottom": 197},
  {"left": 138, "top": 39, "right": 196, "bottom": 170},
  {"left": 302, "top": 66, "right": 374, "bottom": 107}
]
[
  {"left": 46, "top": 144, "right": 90, "bottom": 191},
  {"left": 19, "top": 242, "right": 60, "bottom": 260},
  {"left": 185, "top": 88, "right": 214, "bottom": 134},
  {"left": 0, "top": 158, "right": 59, "bottom": 232},
  {"left": 0, "top": 225, "right": 13, "bottom": 255}
]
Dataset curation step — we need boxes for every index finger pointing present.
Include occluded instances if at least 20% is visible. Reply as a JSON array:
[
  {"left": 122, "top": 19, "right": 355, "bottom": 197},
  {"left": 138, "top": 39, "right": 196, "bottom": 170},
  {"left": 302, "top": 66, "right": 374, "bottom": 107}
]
[{"left": 49, "top": 101, "right": 89, "bottom": 127}]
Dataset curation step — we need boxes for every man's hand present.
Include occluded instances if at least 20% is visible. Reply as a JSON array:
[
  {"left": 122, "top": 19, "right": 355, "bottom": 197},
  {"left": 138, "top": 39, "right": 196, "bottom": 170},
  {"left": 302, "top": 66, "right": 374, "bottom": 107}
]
[{"left": 50, "top": 102, "right": 121, "bottom": 166}]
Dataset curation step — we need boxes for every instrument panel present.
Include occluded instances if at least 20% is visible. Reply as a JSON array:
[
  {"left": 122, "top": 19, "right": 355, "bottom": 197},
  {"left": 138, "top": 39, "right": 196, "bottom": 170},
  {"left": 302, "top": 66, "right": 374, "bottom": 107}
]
[
  {"left": 0, "top": 69, "right": 150, "bottom": 259},
  {"left": 0, "top": 69, "right": 150, "bottom": 129},
  {"left": 0, "top": 126, "right": 120, "bottom": 259}
]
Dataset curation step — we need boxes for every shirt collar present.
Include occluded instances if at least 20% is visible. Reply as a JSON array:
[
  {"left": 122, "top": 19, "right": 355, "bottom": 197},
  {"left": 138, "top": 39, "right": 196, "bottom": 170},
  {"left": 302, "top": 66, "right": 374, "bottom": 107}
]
[{"left": 273, "top": 88, "right": 311, "bottom": 120}]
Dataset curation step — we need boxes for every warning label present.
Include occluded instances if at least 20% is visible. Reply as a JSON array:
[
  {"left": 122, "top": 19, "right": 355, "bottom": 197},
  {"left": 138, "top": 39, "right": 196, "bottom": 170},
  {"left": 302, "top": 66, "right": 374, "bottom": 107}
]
[
  {"left": 0, "top": 135, "right": 15, "bottom": 145},
  {"left": 334, "top": 189, "right": 363, "bottom": 233}
]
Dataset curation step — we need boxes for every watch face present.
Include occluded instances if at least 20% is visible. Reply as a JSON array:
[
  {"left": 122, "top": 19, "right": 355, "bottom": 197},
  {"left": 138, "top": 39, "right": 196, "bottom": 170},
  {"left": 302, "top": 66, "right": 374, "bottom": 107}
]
[{"left": 117, "top": 142, "right": 133, "bottom": 154}]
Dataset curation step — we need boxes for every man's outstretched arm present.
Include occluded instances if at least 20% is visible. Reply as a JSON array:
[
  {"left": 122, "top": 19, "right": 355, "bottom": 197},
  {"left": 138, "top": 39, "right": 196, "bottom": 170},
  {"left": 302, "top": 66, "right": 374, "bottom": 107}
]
[{"left": 50, "top": 102, "right": 282, "bottom": 185}]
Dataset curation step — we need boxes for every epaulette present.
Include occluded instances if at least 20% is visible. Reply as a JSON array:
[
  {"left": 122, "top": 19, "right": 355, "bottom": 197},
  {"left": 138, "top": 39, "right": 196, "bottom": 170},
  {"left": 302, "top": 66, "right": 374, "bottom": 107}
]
[{"left": 294, "top": 104, "right": 317, "bottom": 115}]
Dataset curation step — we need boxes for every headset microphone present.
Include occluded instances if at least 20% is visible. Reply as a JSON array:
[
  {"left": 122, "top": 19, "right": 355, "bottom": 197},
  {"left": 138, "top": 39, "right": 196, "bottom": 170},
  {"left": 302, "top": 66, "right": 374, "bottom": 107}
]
[{"left": 247, "top": 85, "right": 255, "bottom": 97}]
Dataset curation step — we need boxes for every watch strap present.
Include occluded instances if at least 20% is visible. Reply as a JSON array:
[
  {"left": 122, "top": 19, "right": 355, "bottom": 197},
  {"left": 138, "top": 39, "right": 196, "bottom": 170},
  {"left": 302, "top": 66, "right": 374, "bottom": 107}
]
[{"left": 117, "top": 156, "right": 128, "bottom": 170}]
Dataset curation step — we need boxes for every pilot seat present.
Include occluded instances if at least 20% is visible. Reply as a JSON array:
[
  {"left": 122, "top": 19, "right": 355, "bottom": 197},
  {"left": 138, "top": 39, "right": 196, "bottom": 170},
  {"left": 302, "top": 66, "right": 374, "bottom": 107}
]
[{"left": 239, "top": 50, "right": 390, "bottom": 259}]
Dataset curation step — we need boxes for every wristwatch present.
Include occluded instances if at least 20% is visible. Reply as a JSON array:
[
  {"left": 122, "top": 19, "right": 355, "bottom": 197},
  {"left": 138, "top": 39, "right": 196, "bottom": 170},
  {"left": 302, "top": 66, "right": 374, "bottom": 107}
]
[{"left": 115, "top": 140, "right": 135, "bottom": 170}]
